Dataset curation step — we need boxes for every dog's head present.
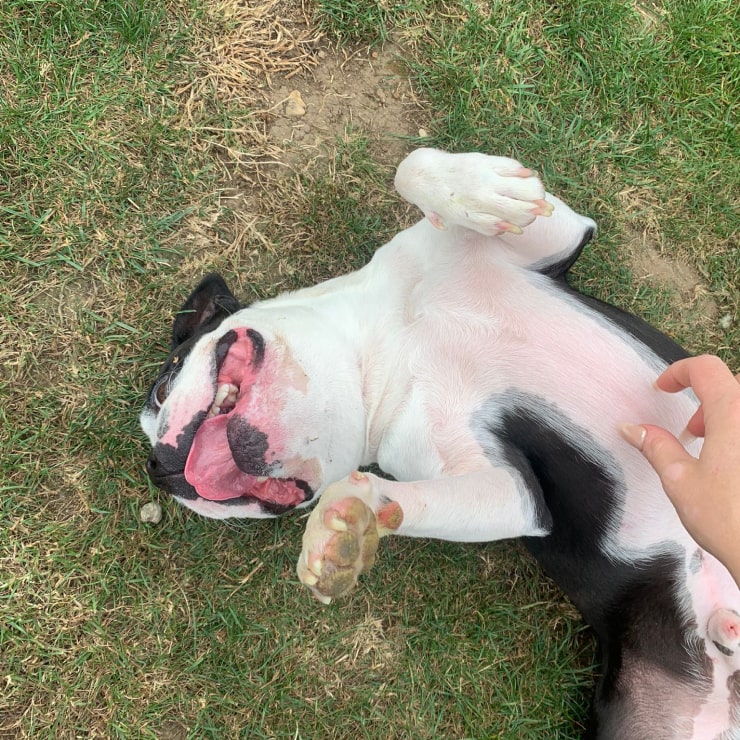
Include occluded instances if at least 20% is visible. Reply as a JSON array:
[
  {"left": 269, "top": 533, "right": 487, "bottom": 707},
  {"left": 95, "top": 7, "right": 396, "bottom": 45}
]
[{"left": 140, "top": 274, "right": 366, "bottom": 519}]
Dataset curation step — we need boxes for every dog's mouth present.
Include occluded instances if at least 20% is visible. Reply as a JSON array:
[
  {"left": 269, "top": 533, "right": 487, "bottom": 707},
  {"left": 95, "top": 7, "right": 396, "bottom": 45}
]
[{"left": 181, "top": 329, "right": 311, "bottom": 508}]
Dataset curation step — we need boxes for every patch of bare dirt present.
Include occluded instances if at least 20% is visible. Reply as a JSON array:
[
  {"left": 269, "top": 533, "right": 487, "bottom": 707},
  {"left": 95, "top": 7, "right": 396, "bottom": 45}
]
[
  {"left": 215, "top": 39, "right": 423, "bottom": 241},
  {"left": 613, "top": 180, "right": 719, "bottom": 345},
  {"left": 617, "top": 223, "right": 722, "bottom": 353},
  {"left": 626, "top": 226, "right": 717, "bottom": 316},
  {"left": 263, "top": 42, "right": 421, "bottom": 167},
  {"left": 157, "top": 720, "right": 189, "bottom": 740},
  {"left": 186, "top": 0, "right": 422, "bottom": 172}
]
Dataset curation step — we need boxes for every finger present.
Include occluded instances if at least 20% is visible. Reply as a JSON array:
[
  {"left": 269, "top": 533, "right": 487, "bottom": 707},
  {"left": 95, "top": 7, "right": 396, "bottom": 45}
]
[
  {"left": 685, "top": 405, "right": 705, "bottom": 438},
  {"left": 655, "top": 355, "right": 738, "bottom": 401},
  {"left": 680, "top": 375, "right": 740, "bottom": 437},
  {"left": 619, "top": 423, "right": 696, "bottom": 501}
]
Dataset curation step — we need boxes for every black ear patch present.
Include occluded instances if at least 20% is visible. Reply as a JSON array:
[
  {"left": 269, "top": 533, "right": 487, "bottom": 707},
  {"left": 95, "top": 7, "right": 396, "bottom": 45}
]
[{"left": 171, "top": 273, "right": 241, "bottom": 349}]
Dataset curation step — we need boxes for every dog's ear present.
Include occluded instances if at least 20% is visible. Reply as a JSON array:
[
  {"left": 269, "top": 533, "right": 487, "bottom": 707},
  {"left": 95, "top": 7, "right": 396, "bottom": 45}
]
[{"left": 171, "top": 273, "right": 241, "bottom": 349}]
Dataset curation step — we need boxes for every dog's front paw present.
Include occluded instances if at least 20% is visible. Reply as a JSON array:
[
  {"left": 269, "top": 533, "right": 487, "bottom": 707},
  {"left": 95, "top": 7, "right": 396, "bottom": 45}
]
[{"left": 297, "top": 472, "right": 402, "bottom": 604}]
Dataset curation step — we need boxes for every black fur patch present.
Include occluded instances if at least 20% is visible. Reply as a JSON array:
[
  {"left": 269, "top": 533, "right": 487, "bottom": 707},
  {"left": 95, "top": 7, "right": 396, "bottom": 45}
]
[
  {"left": 689, "top": 548, "right": 704, "bottom": 575},
  {"left": 535, "top": 226, "right": 595, "bottom": 279},
  {"left": 714, "top": 641, "right": 735, "bottom": 657},
  {"left": 247, "top": 328, "right": 265, "bottom": 367},
  {"left": 147, "top": 410, "right": 208, "bottom": 499},
  {"left": 483, "top": 391, "right": 627, "bottom": 632},
  {"left": 171, "top": 273, "right": 241, "bottom": 349},
  {"left": 479, "top": 390, "right": 708, "bottom": 736},
  {"left": 226, "top": 417, "right": 272, "bottom": 476}
]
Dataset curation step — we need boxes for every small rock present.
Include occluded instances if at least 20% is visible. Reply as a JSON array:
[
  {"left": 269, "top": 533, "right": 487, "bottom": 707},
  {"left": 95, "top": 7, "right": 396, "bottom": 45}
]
[
  {"left": 418, "top": 128, "right": 429, "bottom": 138},
  {"left": 285, "top": 90, "right": 306, "bottom": 117},
  {"left": 140, "top": 501, "right": 163, "bottom": 524}
]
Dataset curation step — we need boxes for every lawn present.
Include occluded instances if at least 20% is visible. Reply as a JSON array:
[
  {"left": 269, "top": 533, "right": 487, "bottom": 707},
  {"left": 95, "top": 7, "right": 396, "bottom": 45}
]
[{"left": 1, "top": 0, "right": 737, "bottom": 737}]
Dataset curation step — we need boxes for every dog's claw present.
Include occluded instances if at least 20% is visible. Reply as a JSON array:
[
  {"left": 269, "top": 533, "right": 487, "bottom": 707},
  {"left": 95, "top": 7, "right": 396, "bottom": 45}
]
[
  {"left": 497, "top": 221, "right": 523, "bottom": 235},
  {"left": 531, "top": 198, "right": 554, "bottom": 217},
  {"left": 302, "top": 571, "right": 319, "bottom": 586},
  {"left": 327, "top": 514, "right": 348, "bottom": 532}
]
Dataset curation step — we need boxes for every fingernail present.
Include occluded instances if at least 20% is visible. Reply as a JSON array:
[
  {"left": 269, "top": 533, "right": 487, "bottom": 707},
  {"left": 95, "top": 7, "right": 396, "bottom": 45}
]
[{"left": 619, "top": 423, "right": 647, "bottom": 450}]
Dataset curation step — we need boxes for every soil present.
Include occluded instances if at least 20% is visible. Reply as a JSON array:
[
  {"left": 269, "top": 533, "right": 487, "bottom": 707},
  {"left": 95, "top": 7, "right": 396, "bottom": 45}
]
[{"left": 263, "top": 42, "right": 423, "bottom": 167}]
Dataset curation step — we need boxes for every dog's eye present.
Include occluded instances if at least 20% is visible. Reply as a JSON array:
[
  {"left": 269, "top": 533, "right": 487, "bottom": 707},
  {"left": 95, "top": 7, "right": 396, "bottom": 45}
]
[{"left": 153, "top": 376, "right": 171, "bottom": 409}]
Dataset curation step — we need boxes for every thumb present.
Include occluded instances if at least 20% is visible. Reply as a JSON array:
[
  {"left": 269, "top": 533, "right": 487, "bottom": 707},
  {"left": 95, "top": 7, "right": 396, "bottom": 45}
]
[{"left": 619, "top": 423, "right": 696, "bottom": 503}]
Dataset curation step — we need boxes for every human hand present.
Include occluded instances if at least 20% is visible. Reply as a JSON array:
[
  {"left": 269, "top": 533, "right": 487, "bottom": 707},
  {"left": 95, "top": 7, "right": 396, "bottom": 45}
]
[{"left": 620, "top": 355, "right": 740, "bottom": 584}]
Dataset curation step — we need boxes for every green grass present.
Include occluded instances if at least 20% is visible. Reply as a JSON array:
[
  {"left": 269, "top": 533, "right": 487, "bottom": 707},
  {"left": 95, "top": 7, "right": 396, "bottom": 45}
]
[{"left": 1, "top": 0, "right": 738, "bottom": 737}]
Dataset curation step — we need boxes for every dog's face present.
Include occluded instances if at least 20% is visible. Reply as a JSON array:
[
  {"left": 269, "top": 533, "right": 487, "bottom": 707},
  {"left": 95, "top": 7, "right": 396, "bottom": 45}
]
[{"left": 141, "top": 274, "right": 366, "bottom": 519}]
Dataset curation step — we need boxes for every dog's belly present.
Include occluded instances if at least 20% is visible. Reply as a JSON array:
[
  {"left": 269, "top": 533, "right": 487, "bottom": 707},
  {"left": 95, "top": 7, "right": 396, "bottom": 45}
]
[{"left": 375, "top": 249, "right": 693, "bottom": 552}]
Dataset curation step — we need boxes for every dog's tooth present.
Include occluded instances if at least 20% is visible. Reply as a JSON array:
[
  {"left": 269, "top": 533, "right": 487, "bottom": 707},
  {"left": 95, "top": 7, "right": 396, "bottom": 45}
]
[{"left": 255, "top": 476, "right": 269, "bottom": 483}]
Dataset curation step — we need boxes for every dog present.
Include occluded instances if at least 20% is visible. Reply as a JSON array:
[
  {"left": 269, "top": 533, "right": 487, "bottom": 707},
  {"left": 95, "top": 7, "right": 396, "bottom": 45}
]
[{"left": 141, "top": 148, "right": 740, "bottom": 738}]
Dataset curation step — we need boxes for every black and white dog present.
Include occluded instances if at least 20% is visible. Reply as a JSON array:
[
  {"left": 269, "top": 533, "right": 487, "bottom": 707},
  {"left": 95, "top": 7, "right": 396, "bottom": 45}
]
[{"left": 141, "top": 149, "right": 740, "bottom": 738}]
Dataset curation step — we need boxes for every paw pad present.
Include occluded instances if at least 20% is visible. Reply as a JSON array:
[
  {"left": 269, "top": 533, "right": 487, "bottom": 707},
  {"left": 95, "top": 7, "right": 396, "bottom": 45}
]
[{"left": 298, "top": 493, "right": 381, "bottom": 603}]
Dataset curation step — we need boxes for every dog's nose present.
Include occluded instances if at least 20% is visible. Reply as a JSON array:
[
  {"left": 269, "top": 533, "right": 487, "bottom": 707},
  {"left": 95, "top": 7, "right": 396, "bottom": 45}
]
[
  {"left": 146, "top": 451, "right": 173, "bottom": 484},
  {"left": 146, "top": 453, "right": 159, "bottom": 477},
  {"left": 145, "top": 448, "right": 199, "bottom": 500}
]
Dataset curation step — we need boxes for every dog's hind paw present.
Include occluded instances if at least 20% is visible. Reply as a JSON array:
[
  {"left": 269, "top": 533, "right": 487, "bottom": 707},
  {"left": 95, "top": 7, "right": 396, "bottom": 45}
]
[{"left": 297, "top": 472, "right": 402, "bottom": 603}]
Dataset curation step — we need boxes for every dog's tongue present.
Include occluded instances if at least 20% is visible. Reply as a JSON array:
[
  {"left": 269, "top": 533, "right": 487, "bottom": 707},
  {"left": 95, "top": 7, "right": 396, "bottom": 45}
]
[
  {"left": 185, "top": 415, "right": 253, "bottom": 500},
  {"left": 184, "top": 414, "right": 304, "bottom": 506}
]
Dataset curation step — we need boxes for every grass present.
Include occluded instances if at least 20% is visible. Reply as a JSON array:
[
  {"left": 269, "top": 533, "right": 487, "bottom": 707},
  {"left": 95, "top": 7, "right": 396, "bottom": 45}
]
[{"left": 1, "top": 0, "right": 737, "bottom": 737}]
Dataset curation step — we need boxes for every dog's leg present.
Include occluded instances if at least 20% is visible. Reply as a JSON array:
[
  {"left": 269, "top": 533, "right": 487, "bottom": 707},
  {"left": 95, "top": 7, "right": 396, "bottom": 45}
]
[
  {"left": 297, "top": 468, "right": 549, "bottom": 603},
  {"left": 395, "top": 148, "right": 596, "bottom": 274}
]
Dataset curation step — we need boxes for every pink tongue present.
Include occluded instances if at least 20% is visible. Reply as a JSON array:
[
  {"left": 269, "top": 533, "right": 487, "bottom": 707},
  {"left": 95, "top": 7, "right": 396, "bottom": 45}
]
[
  {"left": 184, "top": 413, "right": 305, "bottom": 506},
  {"left": 253, "top": 478, "right": 304, "bottom": 506},
  {"left": 185, "top": 414, "right": 255, "bottom": 500}
]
